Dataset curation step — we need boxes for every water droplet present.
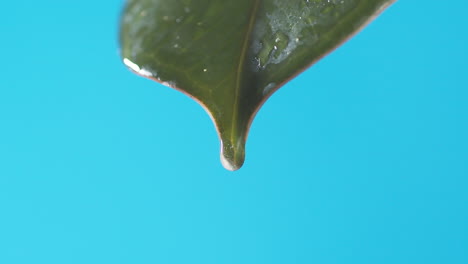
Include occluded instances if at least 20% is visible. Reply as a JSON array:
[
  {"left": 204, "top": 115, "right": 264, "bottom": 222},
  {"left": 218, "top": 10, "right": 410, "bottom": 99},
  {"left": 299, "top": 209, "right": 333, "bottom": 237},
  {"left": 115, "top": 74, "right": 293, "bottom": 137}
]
[
  {"left": 123, "top": 58, "right": 140, "bottom": 72},
  {"left": 271, "top": 32, "right": 290, "bottom": 60},
  {"left": 263, "top": 83, "right": 276, "bottom": 96},
  {"left": 123, "top": 58, "right": 153, "bottom": 77}
]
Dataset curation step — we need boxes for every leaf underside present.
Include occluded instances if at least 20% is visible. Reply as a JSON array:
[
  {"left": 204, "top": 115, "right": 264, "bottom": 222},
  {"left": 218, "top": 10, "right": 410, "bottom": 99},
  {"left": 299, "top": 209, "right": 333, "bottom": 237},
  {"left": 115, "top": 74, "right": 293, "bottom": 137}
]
[{"left": 120, "top": 0, "right": 396, "bottom": 171}]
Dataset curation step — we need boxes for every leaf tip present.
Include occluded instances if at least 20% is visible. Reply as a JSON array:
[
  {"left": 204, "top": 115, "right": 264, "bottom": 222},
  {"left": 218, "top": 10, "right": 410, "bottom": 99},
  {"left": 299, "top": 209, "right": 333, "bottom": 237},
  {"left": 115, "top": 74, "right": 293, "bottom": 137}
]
[{"left": 219, "top": 140, "right": 246, "bottom": 171}]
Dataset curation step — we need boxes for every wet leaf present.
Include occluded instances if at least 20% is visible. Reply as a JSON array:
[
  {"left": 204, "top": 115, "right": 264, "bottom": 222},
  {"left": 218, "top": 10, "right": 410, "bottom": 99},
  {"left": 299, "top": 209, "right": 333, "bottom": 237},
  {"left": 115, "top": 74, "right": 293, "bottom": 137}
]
[{"left": 120, "top": 0, "right": 396, "bottom": 171}]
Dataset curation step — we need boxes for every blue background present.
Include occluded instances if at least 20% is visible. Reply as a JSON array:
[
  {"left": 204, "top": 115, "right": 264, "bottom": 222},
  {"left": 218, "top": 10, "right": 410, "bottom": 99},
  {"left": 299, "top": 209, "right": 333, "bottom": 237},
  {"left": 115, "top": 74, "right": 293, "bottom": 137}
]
[{"left": 1, "top": 1, "right": 467, "bottom": 263}]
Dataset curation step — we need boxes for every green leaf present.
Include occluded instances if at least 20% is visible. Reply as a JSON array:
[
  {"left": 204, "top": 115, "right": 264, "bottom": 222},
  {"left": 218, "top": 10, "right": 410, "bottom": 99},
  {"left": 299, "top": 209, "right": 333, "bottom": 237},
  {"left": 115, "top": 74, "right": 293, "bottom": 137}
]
[{"left": 120, "top": 0, "right": 396, "bottom": 171}]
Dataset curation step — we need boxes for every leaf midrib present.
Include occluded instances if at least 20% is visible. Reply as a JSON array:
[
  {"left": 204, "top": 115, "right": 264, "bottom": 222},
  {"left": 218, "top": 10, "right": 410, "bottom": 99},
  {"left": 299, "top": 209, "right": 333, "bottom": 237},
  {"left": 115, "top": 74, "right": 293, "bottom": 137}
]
[{"left": 230, "top": 0, "right": 261, "bottom": 145}]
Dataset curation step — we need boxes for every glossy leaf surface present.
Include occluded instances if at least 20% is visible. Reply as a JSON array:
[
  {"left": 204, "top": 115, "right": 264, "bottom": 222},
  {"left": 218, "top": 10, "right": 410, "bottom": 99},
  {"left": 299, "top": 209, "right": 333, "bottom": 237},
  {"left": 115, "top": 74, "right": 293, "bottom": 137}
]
[{"left": 120, "top": 0, "right": 396, "bottom": 170}]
